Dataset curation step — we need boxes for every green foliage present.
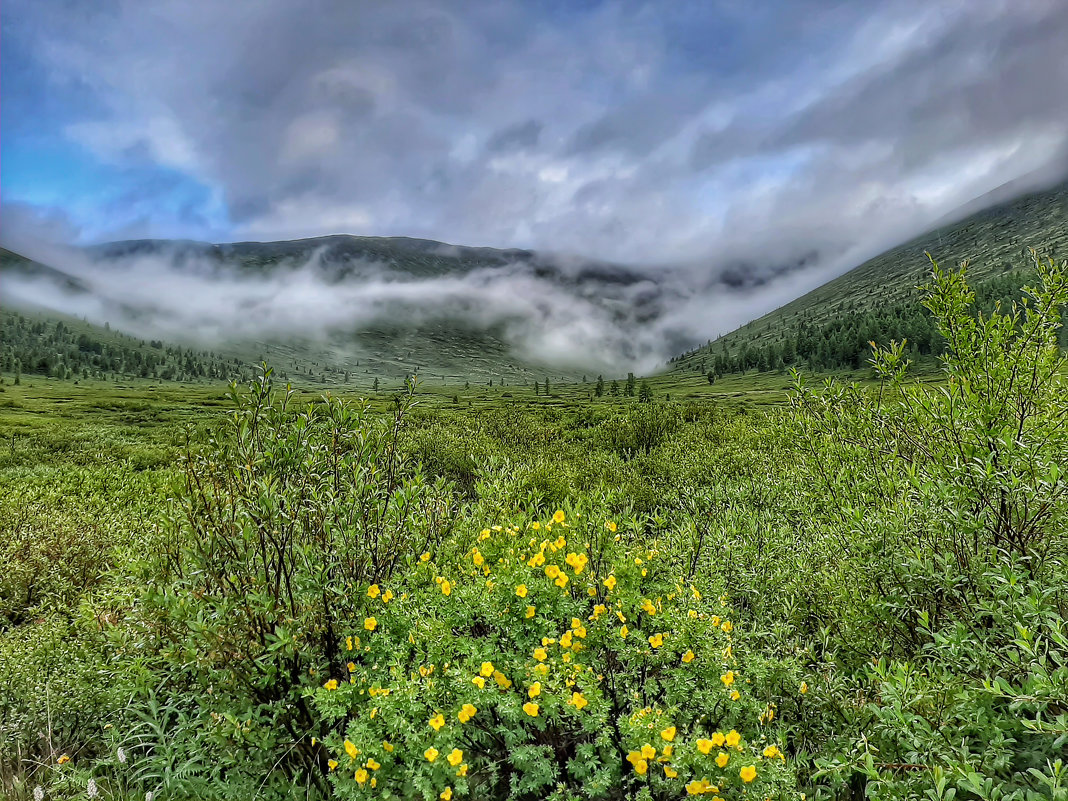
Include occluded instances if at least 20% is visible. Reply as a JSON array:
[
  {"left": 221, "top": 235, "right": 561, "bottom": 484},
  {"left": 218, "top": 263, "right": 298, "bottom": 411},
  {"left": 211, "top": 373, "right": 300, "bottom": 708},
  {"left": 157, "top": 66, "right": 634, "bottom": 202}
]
[
  {"left": 4, "top": 249, "right": 1068, "bottom": 801},
  {"left": 146, "top": 371, "right": 456, "bottom": 797},
  {"left": 786, "top": 253, "right": 1068, "bottom": 799},
  {"left": 312, "top": 510, "right": 793, "bottom": 800}
]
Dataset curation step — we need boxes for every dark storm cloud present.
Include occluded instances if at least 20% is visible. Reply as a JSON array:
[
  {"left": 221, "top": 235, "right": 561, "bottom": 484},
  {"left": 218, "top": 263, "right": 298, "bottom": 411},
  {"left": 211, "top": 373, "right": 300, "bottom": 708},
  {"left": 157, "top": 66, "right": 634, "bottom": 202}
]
[
  {"left": 4, "top": 0, "right": 1068, "bottom": 363},
  {"left": 485, "top": 120, "right": 543, "bottom": 153}
]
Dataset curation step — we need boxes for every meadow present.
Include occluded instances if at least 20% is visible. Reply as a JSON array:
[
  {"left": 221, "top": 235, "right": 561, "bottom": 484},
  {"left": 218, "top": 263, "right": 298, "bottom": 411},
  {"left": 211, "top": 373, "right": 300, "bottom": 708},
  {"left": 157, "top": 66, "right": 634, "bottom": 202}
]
[{"left": 1, "top": 258, "right": 1067, "bottom": 801}]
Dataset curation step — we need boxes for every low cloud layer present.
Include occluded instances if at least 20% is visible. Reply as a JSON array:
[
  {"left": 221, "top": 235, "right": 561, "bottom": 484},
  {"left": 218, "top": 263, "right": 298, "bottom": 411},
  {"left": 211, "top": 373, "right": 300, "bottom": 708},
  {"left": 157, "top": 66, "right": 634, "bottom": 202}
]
[{"left": 3, "top": 225, "right": 919, "bottom": 375}]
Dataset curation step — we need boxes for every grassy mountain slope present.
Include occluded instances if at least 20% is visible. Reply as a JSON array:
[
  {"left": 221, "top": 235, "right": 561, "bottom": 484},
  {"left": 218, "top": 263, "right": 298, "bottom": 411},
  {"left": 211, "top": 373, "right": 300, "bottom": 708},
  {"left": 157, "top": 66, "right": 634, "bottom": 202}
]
[{"left": 671, "top": 179, "right": 1068, "bottom": 374}]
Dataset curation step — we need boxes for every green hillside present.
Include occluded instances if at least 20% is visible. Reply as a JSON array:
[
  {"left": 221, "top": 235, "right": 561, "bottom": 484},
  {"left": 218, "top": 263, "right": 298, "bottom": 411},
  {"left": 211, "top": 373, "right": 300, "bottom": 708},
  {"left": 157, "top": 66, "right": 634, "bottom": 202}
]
[
  {"left": 670, "top": 179, "right": 1068, "bottom": 376},
  {"left": 1, "top": 243, "right": 591, "bottom": 387}
]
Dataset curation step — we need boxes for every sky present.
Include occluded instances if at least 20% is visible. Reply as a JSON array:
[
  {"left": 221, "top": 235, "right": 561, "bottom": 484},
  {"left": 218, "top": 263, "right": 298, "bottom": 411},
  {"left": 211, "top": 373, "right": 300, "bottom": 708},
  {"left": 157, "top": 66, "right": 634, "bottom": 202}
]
[{"left": 3, "top": 0, "right": 1068, "bottom": 370}]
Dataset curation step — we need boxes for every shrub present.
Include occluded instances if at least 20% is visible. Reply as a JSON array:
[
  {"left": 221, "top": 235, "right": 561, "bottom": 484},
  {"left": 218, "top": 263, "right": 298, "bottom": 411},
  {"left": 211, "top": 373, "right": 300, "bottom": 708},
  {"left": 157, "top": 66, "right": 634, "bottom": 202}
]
[
  {"left": 146, "top": 371, "right": 456, "bottom": 797},
  {"left": 312, "top": 509, "right": 795, "bottom": 800}
]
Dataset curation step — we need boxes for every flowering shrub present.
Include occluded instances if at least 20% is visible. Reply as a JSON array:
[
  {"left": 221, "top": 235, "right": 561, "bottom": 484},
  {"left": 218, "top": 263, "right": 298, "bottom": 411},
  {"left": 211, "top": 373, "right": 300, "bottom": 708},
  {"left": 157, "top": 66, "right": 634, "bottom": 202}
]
[{"left": 312, "top": 510, "right": 794, "bottom": 800}]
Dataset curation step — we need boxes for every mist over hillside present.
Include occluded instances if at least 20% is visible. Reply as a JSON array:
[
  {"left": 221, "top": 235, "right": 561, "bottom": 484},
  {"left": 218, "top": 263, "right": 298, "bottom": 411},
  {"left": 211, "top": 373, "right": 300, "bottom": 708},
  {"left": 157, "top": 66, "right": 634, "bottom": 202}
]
[
  {"left": 2, "top": 230, "right": 843, "bottom": 377},
  {"left": 5, "top": 175, "right": 1068, "bottom": 380}
]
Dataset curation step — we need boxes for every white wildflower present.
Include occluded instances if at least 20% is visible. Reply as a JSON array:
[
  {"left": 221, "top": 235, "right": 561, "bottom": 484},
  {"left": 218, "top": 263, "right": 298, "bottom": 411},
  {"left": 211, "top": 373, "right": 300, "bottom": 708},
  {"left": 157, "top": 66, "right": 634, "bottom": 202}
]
[
  {"left": 87, "top": 778, "right": 98, "bottom": 799},
  {"left": 33, "top": 787, "right": 44, "bottom": 801},
  {"left": 117, "top": 747, "right": 127, "bottom": 764},
  {"left": 145, "top": 792, "right": 154, "bottom": 801}
]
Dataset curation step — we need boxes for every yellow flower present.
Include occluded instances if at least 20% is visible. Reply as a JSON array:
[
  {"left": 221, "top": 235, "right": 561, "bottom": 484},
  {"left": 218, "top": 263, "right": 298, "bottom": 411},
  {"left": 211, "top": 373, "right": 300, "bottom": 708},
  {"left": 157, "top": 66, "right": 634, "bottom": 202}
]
[
  {"left": 720, "top": 620, "right": 733, "bottom": 633},
  {"left": 323, "top": 679, "right": 338, "bottom": 691},
  {"left": 606, "top": 521, "right": 617, "bottom": 532},
  {"left": 740, "top": 765, "right": 757, "bottom": 783},
  {"left": 366, "top": 758, "right": 380, "bottom": 770},
  {"left": 383, "top": 741, "right": 394, "bottom": 752},
  {"left": 480, "top": 662, "right": 495, "bottom": 677},
  {"left": 553, "top": 510, "right": 566, "bottom": 524},
  {"left": 648, "top": 633, "right": 664, "bottom": 648},
  {"left": 516, "top": 584, "right": 528, "bottom": 598},
  {"left": 531, "top": 521, "right": 541, "bottom": 530},
  {"left": 367, "top": 584, "right": 381, "bottom": 599},
  {"left": 641, "top": 744, "right": 657, "bottom": 760},
  {"left": 425, "top": 747, "right": 439, "bottom": 762},
  {"left": 715, "top": 751, "right": 729, "bottom": 768},
  {"left": 573, "top": 625, "right": 587, "bottom": 639},
  {"left": 457, "top": 763, "right": 468, "bottom": 777},
  {"left": 604, "top": 575, "right": 617, "bottom": 591},
  {"left": 523, "top": 702, "right": 540, "bottom": 717},
  {"left": 458, "top": 705, "right": 477, "bottom": 723},
  {"left": 440, "top": 788, "right": 453, "bottom": 801},
  {"left": 634, "top": 759, "right": 649, "bottom": 775},
  {"left": 327, "top": 759, "right": 338, "bottom": 771},
  {"left": 441, "top": 580, "right": 452, "bottom": 596},
  {"left": 591, "top": 604, "right": 606, "bottom": 619},
  {"left": 620, "top": 625, "right": 629, "bottom": 638},
  {"left": 763, "top": 745, "right": 781, "bottom": 759},
  {"left": 641, "top": 598, "right": 657, "bottom": 615},
  {"left": 429, "top": 713, "right": 445, "bottom": 731},
  {"left": 355, "top": 768, "right": 368, "bottom": 784},
  {"left": 346, "top": 636, "right": 354, "bottom": 651},
  {"left": 686, "top": 778, "right": 710, "bottom": 795},
  {"left": 725, "top": 730, "right": 741, "bottom": 748},
  {"left": 661, "top": 726, "right": 676, "bottom": 742},
  {"left": 664, "top": 765, "right": 678, "bottom": 778},
  {"left": 533, "top": 647, "right": 547, "bottom": 661},
  {"left": 711, "top": 732, "right": 726, "bottom": 747},
  {"left": 569, "top": 691, "right": 588, "bottom": 710},
  {"left": 493, "top": 670, "right": 512, "bottom": 689},
  {"left": 345, "top": 740, "right": 359, "bottom": 759},
  {"left": 682, "top": 649, "right": 695, "bottom": 663},
  {"left": 364, "top": 617, "right": 377, "bottom": 631},
  {"left": 560, "top": 631, "right": 573, "bottom": 648},
  {"left": 382, "top": 589, "right": 393, "bottom": 603},
  {"left": 554, "top": 536, "right": 566, "bottom": 549},
  {"left": 697, "top": 737, "right": 713, "bottom": 754},
  {"left": 555, "top": 573, "right": 570, "bottom": 588},
  {"left": 528, "top": 682, "right": 541, "bottom": 698},
  {"left": 420, "top": 552, "right": 431, "bottom": 562},
  {"left": 730, "top": 690, "right": 740, "bottom": 701},
  {"left": 566, "top": 552, "right": 588, "bottom": 574},
  {"left": 525, "top": 605, "right": 536, "bottom": 618},
  {"left": 347, "top": 662, "right": 356, "bottom": 673},
  {"left": 535, "top": 663, "right": 549, "bottom": 675},
  {"left": 473, "top": 551, "right": 485, "bottom": 567},
  {"left": 720, "top": 671, "right": 735, "bottom": 687},
  {"left": 545, "top": 564, "right": 560, "bottom": 579},
  {"left": 447, "top": 748, "right": 464, "bottom": 766},
  {"left": 472, "top": 676, "right": 486, "bottom": 689},
  {"left": 800, "top": 681, "right": 808, "bottom": 695}
]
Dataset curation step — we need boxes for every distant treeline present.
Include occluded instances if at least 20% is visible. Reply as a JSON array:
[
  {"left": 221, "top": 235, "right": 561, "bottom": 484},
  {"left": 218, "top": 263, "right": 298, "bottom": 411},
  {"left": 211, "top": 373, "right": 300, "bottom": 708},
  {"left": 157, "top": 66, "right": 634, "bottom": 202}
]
[
  {"left": 673, "top": 271, "right": 1067, "bottom": 377},
  {"left": 0, "top": 314, "right": 249, "bottom": 383}
]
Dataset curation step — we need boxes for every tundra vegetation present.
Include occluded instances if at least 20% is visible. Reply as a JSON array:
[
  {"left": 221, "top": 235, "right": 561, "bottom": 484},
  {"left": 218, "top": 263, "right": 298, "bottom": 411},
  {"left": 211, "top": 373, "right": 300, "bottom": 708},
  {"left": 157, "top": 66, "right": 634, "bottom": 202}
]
[{"left": 1, "top": 254, "right": 1067, "bottom": 801}]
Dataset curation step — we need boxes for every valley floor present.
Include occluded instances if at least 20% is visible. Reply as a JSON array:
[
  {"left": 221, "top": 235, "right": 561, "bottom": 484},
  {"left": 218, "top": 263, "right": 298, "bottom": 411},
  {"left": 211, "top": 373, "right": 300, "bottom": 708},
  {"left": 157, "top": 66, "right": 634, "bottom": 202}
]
[{"left": 1, "top": 270, "right": 1065, "bottom": 801}]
